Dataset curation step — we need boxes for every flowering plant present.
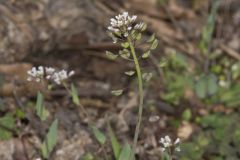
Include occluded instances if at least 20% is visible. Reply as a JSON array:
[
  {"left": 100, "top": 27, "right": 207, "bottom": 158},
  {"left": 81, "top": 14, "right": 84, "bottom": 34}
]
[
  {"left": 159, "top": 135, "right": 181, "bottom": 160},
  {"left": 106, "top": 12, "right": 158, "bottom": 160}
]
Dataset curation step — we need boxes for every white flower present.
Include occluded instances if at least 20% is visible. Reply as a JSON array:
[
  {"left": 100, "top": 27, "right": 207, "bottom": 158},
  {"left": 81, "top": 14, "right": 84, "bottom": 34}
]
[
  {"left": 27, "top": 66, "right": 74, "bottom": 85},
  {"left": 231, "top": 64, "right": 238, "bottom": 71},
  {"left": 159, "top": 135, "right": 172, "bottom": 148},
  {"left": 175, "top": 146, "right": 181, "bottom": 152},
  {"left": 45, "top": 67, "right": 55, "bottom": 75},
  {"left": 219, "top": 80, "right": 227, "bottom": 88},
  {"left": 174, "top": 138, "right": 180, "bottom": 145},
  {"left": 51, "top": 69, "right": 75, "bottom": 85},
  {"left": 108, "top": 12, "right": 146, "bottom": 43},
  {"left": 27, "top": 66, "right": 44, "bottom": 82},
  {"left": 159, "top": 135, "right": 181, "bottom": 153},
  {"left": 108, "top": 12, "right": 137, "bottom": 39}
]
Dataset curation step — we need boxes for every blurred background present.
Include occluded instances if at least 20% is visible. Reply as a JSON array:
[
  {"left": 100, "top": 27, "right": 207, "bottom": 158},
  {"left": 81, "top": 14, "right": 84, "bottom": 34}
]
[{"left": 0, "top": 0, "right": 239, "bottom": 159}]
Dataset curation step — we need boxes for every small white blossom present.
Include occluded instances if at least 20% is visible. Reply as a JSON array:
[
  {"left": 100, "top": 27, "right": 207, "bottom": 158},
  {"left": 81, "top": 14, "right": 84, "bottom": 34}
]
[
  {"left": 108, "top": 12, "right": 145, "bottom": 43},
  {"left": 51, "top": 69, "right": 75, "bottom": 85},
  {"left": 159, "top": 135, "right": 172, "bottom": 148},
  {"left": 27, "top": 66, "right": 74, "bottom": 85},
  {"left": 174, "top": 138, "right": 180, "bottom": 145},
  {"left": 231, "top": 64, "right": 239, "bottom": 71},
  {"left": 27, "top": 66, "right": 44, "bottom": 82},
  {"left": 219, "top": 80, "right": 228, "bottom": 88},
  {"left": 175, "top": 146, "right": 181, "bottom": 152},
  {"left": 45, "top": 67, "right": 55, "bottom": 75},
  {"left": 159, "top": 135, "right": 181, "bottom": 153}
]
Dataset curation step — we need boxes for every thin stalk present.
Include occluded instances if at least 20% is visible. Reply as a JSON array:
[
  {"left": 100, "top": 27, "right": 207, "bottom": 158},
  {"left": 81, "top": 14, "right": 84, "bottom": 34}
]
[{"left": 128, "top": 37, "right": 144, "bottom": 160}]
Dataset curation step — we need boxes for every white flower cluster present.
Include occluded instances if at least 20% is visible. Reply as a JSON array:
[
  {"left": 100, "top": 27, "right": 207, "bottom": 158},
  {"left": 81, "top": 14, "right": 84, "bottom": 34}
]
[
  {"left": 51, "top": 69, "right": 75, "bottom": 85},
  {"left": 108, "top": 12, "right": 145, "bottom": 43},
  {"left": 27, "top": 66, "right": 74, "bottom": 85},
  {"left": 159, "top": 135, "right": 180, "bottom": 152},
  {"left": 27, "top": 66, "right": 44, "bottom": 82}
]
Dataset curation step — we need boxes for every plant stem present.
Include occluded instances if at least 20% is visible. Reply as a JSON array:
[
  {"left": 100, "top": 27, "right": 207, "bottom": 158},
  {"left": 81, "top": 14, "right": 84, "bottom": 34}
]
[{"left": 128, "top": 37, "right": 144, "bottom": 160}]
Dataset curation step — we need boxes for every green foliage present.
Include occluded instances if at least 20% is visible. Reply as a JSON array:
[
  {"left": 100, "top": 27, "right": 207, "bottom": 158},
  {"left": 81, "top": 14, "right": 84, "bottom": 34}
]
[
  {"left": 142, "top": 51, "right": 151, "bottom": 59},
  {"left": 83, "top": 153, "right": 95, "bottom": 160},
  {"left": 157, "top": 0, "right": 168, "bottom": 6},
  {"left": 160, "top": 52, "right": 193, "bottom": 105},
  {"left": 111, "top": 90, "right": 123, "bottom": 96},
  {"left": 106, "top": 51, "right": 118, "bottom": 60},
  {"left": 195, "top": 73, "right": 218, "bottom": 99},
  {"left": 0, "top": 114, "right": 15, "bottom": 140},
  {"left": 182, "top": 109, "right": 192, "bottom": 121},
  {"left": 219, "top": 84, "right": 240, "bottom": 107},
  {"left": 91, "top": 126, "right": 106, "bottom": 145},
  {"left": 147, "top": 34, "right": 155, "bottom": 43},
  {"left": 36, "top": 91, "right": 48, "bottom": 121},
  {"left": 121, "top": 42, "right": 130, "bottom": 49},
  {"left": 108, "top": 124, "right": 121, "bottom": 159},
  {"left": 179, "top": 113, "right": 240, "bottom": 159},
  {"left": 41, "top": 119, "right": 58, "bottom": 159},
  {"left": 150, "top": 39, "right": 158, "bottom": 50},
  {"left": 118, "top": 143, "right": 131, "bottom": 160},
  {"left": 199, "top": 0, "right": 220, "bottom": 55},
  {"left": 71, "top": 83, "right": 80, "bottom": 105}
]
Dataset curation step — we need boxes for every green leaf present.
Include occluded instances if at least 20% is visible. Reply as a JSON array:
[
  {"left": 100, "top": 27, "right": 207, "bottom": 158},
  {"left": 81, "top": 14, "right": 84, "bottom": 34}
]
[
  {"left": 91, "top": 126, "right": 106, "bottom": 145},
  {"left": 41, "top": 119, "right": 58, "bottom": 159},
  {"left": 207, "top": 74, "right": 218, "bottom": 95},
  {"left": 124, "top": 71, "right": 135, "bottom": 76},
  {"left": 142, "top": 50, "right": 151, "bottom": 59},
  {"left": 121, "top": 42, "right": 130, "bottom": 48},
  {"left": 106, "top": 51, "right": 118, "bottom": 60},
  {"left": 195, "top": 73, "right": 218, "bottom": 99},
  {"left": 0, "top": 114, "right": 15, "bottom": 140},
  {"left": 150, "top": 39, "right": 158, "bottom": 50},
  {"left": 108, "top": 124, "right": 121, "bottom": 159},
  {"left": 111, "top": 90, "right": 123, "bottom": 96},
  {"left": 36, "top": 92, "right": 48, "bottom": 121},
  {"left": 195, "top": 75, "right": 207, "bottom": 99},
  {"left": 16, "top": 108, "right": 25, "bottom": 119},
  {"left": 182, "top": 109, "right": 192, "bottom": 121},
  {"left": 119, "top": 143, "right": 131, "bottom": 160},
  {"left": 147, "top": 34, "right": 155, "bottom": 43},
  {"left": 83, "top": 153, "right": 94, "bottom": 160},
  {"left": 71, "top": 83, "right": 80, "bottom": 105}
]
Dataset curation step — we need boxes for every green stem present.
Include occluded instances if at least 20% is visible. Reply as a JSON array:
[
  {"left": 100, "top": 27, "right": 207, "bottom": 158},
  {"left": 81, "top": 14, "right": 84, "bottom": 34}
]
[{"left": 128, "top": 37, "right": 144, "bottom": 160}]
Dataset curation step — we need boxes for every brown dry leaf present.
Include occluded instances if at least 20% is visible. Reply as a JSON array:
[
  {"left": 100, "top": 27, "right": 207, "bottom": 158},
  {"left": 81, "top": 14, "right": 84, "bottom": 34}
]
[{"left": 177, "top": 121, "right": 193, "bottom": 140}]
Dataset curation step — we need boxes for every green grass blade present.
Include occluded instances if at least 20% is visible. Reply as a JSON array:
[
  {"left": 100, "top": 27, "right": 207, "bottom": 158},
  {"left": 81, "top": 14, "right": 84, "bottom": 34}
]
[
  {"left": 41, "top": 119, "right": 58, "bottom": 159},
  {"left": 118, "top": 143, "right": 131, "bottom": 160},
  {"left": 108, "top": 123, "right": 121, "bottom": 159}
]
